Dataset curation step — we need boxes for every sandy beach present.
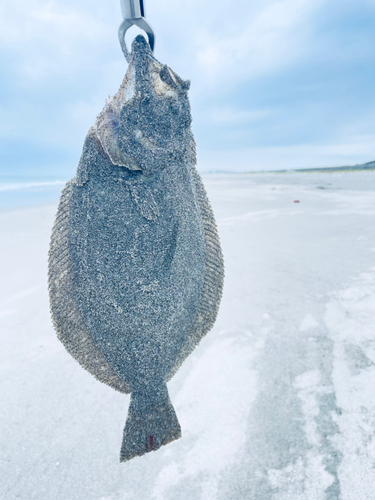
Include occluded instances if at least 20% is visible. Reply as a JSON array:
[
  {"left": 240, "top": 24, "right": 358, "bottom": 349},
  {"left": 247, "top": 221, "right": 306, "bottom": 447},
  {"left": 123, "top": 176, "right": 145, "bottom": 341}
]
[{"left": 1, "top": 171, "right": 375, "bottom": 500}]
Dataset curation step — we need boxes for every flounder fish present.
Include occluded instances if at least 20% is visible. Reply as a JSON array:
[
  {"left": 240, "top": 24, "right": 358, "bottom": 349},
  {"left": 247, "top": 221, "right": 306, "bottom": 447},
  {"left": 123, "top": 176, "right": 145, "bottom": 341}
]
[{"left": 48, "top": 35, "right": 224, "bottom": 462}]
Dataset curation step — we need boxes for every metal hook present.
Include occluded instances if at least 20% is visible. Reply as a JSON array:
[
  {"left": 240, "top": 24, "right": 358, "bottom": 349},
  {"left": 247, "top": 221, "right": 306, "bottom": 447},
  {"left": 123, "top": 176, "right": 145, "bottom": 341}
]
[{"left": 118, "top": 0, "right": 155, "bottom": 63}]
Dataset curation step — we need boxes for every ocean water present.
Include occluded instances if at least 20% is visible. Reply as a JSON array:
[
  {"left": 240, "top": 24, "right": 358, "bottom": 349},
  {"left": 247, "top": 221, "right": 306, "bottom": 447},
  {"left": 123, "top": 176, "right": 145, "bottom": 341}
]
[{"left": 0, "top": 176, "right": 67, "bottom": 210}]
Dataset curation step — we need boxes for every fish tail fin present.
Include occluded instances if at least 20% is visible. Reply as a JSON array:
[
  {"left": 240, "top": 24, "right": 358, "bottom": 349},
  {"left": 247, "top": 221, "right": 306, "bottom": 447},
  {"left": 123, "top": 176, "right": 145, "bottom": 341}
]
[{"left": 120, "top": 382, "right": 181, "bottom": 462}]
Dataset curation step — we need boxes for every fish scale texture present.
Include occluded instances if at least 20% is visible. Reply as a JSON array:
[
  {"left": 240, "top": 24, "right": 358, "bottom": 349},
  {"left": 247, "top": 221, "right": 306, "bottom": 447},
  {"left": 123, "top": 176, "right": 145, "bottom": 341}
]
[{"left": 48, "top": 35, "right": 224, "bottom": 462}]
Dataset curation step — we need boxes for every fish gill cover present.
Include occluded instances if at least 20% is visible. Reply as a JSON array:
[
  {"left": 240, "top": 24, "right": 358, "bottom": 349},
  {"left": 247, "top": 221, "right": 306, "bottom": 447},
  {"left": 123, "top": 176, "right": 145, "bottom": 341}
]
[{"left": 48, "top": 35, "right": 224, "bottom": 462}]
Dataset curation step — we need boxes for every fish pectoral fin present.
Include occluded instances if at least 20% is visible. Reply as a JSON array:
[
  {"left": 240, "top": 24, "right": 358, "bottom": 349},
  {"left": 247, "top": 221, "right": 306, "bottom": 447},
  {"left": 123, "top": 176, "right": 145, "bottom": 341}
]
[
  {"left": 120, "top": 382, "right": 181, "bottom": 462},
  {"left": 127, "top": 181, "right": 160, "bottom": 221}
]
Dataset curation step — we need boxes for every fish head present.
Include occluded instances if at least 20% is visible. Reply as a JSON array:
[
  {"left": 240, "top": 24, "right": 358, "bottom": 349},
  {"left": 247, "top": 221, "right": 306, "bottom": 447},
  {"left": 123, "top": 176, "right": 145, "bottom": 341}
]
[{"left": 96, "top": 35, "right": 194, "bottom": 174}]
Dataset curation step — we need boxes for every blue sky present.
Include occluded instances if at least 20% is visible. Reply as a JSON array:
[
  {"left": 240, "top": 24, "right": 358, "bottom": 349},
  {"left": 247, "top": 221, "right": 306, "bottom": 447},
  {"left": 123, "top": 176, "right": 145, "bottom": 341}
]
[{"left": 0, "top": 0, "right": 375, "bottom": 176}]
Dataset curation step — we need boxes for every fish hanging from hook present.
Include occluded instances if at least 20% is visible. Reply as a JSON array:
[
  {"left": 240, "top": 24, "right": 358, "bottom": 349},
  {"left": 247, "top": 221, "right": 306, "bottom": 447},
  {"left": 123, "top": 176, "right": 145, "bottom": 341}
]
[{"left": 48, "top": 0, "right": 224, "bottom": 463}]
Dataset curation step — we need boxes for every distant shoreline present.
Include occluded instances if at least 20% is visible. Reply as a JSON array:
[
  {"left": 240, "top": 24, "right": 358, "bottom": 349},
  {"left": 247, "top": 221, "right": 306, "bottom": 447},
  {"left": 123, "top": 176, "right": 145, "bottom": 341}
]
[
  {"left": 203, "top": 159, "right": 375, "bottom": 175},
  {"left": 277, "top": 159, "right": 375, "bottom": 174}
]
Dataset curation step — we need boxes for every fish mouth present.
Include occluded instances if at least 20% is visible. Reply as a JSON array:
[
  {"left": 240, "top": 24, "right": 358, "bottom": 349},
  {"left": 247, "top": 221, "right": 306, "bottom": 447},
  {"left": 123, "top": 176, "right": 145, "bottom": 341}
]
[
  {"left": 131, "top": 35, "right": 190, "bottom": 96},
  {"left": 96, "top": 35, "right": 192, "bottom": 173}
]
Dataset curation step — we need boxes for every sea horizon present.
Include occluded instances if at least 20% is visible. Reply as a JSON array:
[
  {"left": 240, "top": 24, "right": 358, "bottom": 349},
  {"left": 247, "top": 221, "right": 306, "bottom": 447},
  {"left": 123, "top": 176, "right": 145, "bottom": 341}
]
[{"left": 1, "top": 167, "right": 375, "bottom": 211}]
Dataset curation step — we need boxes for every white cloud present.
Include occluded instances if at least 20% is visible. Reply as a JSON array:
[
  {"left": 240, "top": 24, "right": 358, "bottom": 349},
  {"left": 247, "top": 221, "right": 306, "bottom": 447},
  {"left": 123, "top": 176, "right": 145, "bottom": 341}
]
[
  {"left": 0, "top": 0, "right": 325, "bottom": 84},
  {"left": 0, "top": 0, "right": 115, "bottom": 80},
  {"left": 32, "top": 3, "right": 109, "bottom": 48},
  {"left": 66, "top": 98, "right": 104, "bottom": 129},
  {"left": 0, "top": 0, "right": 112, "bottom": 45},
  {"left": 193, "top": 0, "right": 325, "bottom": 82},
  {"left": 197, "top": 134, "right": 375, "bottom": 172},
  {"left": 208, "top": 107, "right": 272, "bottom": 125}
]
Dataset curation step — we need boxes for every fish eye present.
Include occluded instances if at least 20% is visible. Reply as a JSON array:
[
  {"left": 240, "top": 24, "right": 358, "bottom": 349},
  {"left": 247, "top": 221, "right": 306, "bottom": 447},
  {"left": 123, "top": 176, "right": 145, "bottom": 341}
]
[{"left": 160, "top": 65, "right": 176, "bottom": 88}]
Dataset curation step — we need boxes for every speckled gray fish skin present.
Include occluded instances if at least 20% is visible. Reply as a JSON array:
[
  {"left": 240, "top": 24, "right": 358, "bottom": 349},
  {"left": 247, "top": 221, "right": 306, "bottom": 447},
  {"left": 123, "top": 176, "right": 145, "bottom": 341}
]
[{"left": 48, "top": 35, "right": 224, "bottom": 462}]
